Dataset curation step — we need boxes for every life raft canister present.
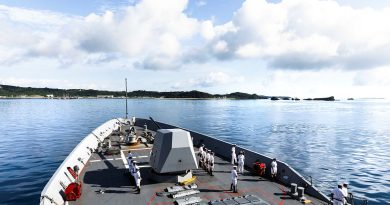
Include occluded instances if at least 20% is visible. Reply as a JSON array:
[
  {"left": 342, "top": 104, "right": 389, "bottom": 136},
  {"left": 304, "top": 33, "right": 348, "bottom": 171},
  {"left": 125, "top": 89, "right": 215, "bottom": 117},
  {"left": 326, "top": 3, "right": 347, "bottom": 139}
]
[{"left": 65, "top": 182, "right": 82, "bottom": 201}]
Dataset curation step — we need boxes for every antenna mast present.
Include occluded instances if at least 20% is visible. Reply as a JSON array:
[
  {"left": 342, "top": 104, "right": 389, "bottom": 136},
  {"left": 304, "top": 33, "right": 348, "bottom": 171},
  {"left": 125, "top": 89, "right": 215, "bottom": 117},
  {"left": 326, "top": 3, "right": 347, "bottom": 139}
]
[{"left": 125, "top": 78, "right": 128, "bottom": 119}]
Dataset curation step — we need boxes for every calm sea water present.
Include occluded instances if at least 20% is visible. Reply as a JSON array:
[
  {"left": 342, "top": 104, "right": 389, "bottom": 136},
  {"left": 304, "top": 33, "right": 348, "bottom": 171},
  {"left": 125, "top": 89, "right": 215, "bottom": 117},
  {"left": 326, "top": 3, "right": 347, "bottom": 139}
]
[{"left": 0, "top": 99, "right": 389, "bottom": 204}]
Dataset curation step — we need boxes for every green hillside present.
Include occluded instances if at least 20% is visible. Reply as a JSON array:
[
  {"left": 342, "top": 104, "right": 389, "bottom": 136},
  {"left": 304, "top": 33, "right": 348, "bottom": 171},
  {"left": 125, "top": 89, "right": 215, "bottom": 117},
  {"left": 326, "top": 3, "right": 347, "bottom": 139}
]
[{"left": 0, "top": 84, "right": 269, "bottom": 99}]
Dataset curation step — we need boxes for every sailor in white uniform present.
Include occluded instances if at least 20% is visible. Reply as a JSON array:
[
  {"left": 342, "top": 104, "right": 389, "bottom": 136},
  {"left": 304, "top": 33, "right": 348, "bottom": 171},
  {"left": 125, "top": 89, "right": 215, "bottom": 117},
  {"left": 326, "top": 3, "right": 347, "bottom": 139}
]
[
  {"left": 132, "top": 116, "right": 136, "bottom": 125},
  {"left": 134, "top": 168, "right": 142, "bottom": 194},
  {"left": 198, "top": 144, "right": 204, "bottom": 156},
  {"left": 270, "top": 158, "right": 277, "bottom": 181},
  {"left": 127, "top": 150, "right": 134, "bottom": 171},
  {"left": 198, "top": 149, "right": 203, "bottom": 168},
  {"left": 342, "top": 183, "right": 349, "bottom": 204},
  {"left": 209, "top": 152, "right": 215, "bottom": 176},
  {"left": 332, "top": 184, "right": 346, "bottom": 205},
  {"left": 205, "top": 150, "right": 211, "bottom": 171},
  {"left": 201, "top": 148, "right": 207, "bottom": 169},
  {"left": 237, "top": 151, "right": 245, "bottom": 174},
  {"left": 128, "top": 151, "right": 133, "bottom": 160},
  {"left": 231, "top": 145, "right": 237, "bottom": 164},
  {"left": 231, "top": 166, "right": 238, "bottom": 193},
  {"left": 132, "top": 162, "right": 138, "bottom": 177},
  {"left": 128, "top": 160, "right": 134, "bottom": 173},
  {"left": 127, "top": 160, "right": 135, "bottom": 185}
]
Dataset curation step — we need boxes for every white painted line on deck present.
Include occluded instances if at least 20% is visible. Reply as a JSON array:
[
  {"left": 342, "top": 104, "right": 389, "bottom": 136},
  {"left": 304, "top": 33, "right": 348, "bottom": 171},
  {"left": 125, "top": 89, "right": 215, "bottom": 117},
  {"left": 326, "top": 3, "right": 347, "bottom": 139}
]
[
  {"left": 89, "top": 158, "right": 122, "bottom": 163},
  {"left": 138, "top": 165, "right": 151, "bottom": 168},
  {"left": 133, "top": 155, "right": 149, "bottom": 159},
  {"left": 120, "top": 150, "right": 129, "bottom": 169},
  {"left": 123, "top": 147, "right": 152, "bottom": 151}
]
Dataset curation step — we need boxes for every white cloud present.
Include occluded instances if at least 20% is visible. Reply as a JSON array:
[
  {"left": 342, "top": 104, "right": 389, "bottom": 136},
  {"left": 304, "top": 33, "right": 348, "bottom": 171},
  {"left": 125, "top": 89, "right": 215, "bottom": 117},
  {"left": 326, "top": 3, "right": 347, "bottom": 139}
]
[
  {"left": 203, "top": 0, "right": 390, "bottom": 70},
  {"left": 213, "top": 40, "right": 229, "bottom": 54},
  {"left": 196, "top": 0, "right": 207, "bottom": 7},
  {"left": 0, "top": 77, "right": 107, "bottom": 90},
  {"left": 1, "top": 0, "right": 390, "bottom": 72},
  {"left": 0, "top": 0, "right": 203, "bottom": 69}
]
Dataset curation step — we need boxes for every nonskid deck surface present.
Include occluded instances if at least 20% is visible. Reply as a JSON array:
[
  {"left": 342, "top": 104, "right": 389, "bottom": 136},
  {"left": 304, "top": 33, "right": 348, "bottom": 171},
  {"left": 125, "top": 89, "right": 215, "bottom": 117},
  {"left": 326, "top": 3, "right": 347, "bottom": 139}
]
[{"left": 70, "top": 135, "right": 327, "bottom": 205}]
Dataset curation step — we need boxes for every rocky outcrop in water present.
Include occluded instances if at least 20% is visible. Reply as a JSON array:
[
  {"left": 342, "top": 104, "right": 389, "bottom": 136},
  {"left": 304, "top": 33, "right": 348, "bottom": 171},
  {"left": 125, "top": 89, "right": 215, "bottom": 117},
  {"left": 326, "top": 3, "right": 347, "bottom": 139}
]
[{"left": 304, "top": 96, "right": 335, "bottom": 101}]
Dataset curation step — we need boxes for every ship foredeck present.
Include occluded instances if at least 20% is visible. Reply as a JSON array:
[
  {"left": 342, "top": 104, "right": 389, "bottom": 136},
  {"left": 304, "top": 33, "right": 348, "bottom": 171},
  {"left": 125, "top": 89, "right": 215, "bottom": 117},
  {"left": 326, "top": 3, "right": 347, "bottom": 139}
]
[{"left": 70, "top": 132, "right": 327, "bottom": 205}]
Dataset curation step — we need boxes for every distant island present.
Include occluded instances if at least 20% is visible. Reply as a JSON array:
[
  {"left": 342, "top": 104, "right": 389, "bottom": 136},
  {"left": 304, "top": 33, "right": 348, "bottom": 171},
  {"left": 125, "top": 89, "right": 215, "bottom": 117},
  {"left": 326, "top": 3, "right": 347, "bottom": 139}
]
[{"left": 0, "top": 84, "right": 335, "bottom": 101}]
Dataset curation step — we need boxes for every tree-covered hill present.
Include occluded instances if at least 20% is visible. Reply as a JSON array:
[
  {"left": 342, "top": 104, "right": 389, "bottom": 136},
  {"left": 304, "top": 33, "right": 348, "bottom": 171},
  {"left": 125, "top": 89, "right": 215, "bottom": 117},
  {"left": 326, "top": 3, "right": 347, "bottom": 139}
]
[{"left": 0, "top": 84, "right": 269, "bottom": 99}]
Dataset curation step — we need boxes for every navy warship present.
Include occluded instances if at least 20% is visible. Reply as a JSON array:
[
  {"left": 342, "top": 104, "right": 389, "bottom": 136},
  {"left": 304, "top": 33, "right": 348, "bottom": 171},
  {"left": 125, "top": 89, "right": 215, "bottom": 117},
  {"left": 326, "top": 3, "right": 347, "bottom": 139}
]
[
  {"left": 39, "top": 81, "right": 367, "bottom": 205},
  {"left": 39, "top": 115, "right": 370, "bottom": 205}
]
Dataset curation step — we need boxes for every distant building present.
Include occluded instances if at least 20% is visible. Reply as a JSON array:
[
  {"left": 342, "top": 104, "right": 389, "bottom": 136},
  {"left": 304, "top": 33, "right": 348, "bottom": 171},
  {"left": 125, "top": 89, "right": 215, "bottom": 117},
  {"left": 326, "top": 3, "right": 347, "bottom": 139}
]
[
  {"left": 97, "top": 95, "right": 114, "bottom": 98},
  {"left": 46, "top": 94, "right": 54, "bottom": 98}
]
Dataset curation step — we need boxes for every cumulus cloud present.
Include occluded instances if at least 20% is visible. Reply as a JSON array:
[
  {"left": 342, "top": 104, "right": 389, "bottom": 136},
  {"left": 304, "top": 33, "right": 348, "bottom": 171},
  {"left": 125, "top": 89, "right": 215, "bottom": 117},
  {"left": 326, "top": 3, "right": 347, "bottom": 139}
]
[
  {"left": 203, "top": 0, "right": 390, "bottom": 70},
  {"left": 1, "top": 0, "right": 390, "bottom": 71},
  {"left": 0, "top": 77, "right": 106, "bottom": 90},
  {"left": 0, "top": 0, "right": 202, "bottom": 69}
]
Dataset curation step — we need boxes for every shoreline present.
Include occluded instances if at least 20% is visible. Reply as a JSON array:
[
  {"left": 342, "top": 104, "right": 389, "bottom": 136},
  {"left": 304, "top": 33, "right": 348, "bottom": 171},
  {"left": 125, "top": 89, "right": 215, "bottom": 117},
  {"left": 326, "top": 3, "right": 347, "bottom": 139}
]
[{"left": 0, "top": 97, "right": 241, "bottom": 100}]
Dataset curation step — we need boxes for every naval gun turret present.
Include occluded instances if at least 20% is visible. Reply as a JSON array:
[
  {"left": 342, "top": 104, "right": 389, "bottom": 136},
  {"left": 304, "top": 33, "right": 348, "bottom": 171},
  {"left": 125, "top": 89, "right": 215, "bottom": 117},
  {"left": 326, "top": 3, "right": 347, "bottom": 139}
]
[{"left": 149, "top": 129, "right": 198, "bottom": 182}]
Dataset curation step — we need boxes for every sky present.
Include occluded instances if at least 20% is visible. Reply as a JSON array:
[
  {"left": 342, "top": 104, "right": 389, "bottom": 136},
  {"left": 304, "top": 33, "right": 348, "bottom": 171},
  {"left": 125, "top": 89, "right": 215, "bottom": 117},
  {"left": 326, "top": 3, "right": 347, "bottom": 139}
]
[{"left": 1, "top": 0, "right": 390, "bottom": 99}]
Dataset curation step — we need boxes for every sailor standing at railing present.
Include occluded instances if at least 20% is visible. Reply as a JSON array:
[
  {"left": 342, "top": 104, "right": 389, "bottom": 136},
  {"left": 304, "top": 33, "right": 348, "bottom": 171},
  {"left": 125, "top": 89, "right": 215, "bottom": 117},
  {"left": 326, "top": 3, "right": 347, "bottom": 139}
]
[
  {"left": 332, "top": 184, "right": 346, "bottom": 205},
  {"left": 209, "top": 152, "right": 215, "bottom": 176},
  {"left": 205, "top": 150, "right": 211, "bottom": 171},
  {"left": 132, "top": 116, "right": 136, "bottom": 125},
  {"left": 230, "top": 166, "right": 238, "bottom": 193},
  {"left": 198, "top": 144, "right": 204, "bottom": 168},
  {"left": 237, "top": 151, "right": 245, "bottom": 174},
  {"left": 198, "top": 144, "right": 204, "bottom": 156},
  {"left": 231, "top": 144, "right": 237, "bottom": 164},
  {"left": 201, "top": 148, "right": 207, "bottom": 169},
  {"left": 342, "top": 183, "right": 349, "bottom": 205},
  {"left": 270, "top": 158, "right": 277, "bottom": 181}
]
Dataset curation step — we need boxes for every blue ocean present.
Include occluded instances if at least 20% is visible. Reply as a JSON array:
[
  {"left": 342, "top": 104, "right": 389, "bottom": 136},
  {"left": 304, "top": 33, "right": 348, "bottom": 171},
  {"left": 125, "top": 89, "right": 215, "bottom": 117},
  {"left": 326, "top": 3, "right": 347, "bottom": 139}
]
[{"left": 0, "top": 99, "right": 389, "bottom": 204}]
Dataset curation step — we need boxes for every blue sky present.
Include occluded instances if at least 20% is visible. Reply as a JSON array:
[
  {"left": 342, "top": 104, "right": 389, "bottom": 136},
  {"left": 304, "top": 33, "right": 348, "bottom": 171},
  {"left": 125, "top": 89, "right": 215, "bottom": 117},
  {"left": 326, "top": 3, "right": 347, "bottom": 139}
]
[{"left": 1, "top": 0, "right": 390, "bottom": 98}]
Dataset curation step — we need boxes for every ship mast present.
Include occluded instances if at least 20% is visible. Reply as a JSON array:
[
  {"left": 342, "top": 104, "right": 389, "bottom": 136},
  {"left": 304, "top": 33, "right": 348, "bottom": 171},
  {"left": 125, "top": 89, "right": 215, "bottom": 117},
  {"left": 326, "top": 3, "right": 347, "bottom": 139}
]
[{"left": 125, "top": 78, "right": 128, "bottom": 119}]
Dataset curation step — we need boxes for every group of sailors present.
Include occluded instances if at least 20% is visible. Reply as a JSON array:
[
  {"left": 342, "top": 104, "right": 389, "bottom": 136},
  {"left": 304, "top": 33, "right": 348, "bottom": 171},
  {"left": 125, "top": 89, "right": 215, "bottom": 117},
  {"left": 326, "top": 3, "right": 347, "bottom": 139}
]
[
  {"left": 332, "top": 183, "right": 350, "bottom": 205},
  {"left": 127, "top": 151, "right": 142, "bottom": 194},
  {"left": 231, "top": 144, "right": 246, "bottom": 174},
  {"left": 230, "top": 144, "right": 279, "bottom": 193},
  {"left": 198, "top": 144, "right": 215, "bottom": 176}
]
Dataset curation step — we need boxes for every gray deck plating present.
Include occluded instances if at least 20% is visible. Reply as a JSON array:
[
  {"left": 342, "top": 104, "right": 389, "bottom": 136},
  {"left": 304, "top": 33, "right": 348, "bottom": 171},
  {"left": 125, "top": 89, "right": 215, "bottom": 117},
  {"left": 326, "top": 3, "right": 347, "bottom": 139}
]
[{"left": 70, "top": 135, "right": 328, "bottom": 205}]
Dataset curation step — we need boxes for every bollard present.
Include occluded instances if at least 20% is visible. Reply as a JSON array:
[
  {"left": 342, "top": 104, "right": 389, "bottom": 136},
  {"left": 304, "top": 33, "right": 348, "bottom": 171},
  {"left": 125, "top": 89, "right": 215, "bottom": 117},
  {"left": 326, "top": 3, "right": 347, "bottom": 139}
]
[
  {"left": 297, "top": 187, "right": 305, "bottom": 200},
  {"left": 290, "top": 183, "right": 297, "bottom": 195}
]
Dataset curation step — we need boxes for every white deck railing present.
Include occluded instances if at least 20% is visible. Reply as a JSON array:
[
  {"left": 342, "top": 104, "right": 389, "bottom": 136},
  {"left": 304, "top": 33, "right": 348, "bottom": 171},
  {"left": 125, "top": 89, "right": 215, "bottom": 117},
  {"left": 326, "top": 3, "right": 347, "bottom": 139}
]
[{"left": 39, "top": 118, "right": 124, "bottom": 205}]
